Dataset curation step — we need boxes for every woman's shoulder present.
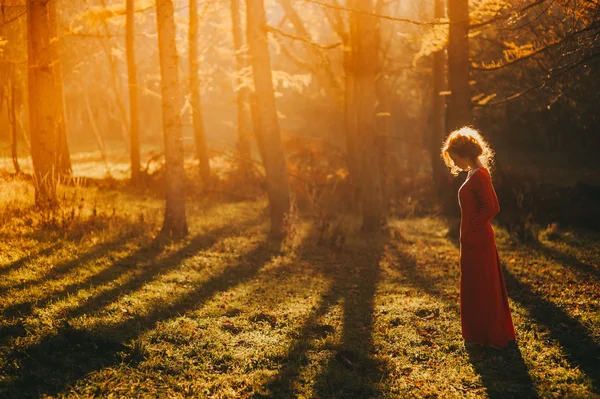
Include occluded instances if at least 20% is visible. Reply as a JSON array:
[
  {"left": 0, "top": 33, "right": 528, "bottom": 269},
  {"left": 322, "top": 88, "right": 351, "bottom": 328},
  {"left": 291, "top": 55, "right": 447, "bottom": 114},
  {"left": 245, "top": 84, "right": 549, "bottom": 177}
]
[{"left": 472, "top": 167, "right": 491, "bottom": 181}]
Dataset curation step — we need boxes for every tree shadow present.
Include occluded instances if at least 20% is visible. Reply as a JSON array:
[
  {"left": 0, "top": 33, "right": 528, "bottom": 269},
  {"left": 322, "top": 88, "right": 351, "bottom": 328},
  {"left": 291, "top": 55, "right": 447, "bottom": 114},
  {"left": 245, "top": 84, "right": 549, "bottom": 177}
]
[
  {"left": 256, "top": 237, "right": 387, "bottom": 398},
  {"left": 0, "top": 235, "right": 280, "bottom": 398},
  {"left": 0, "top": 233, "right": 133, "bottom": 300},
  {"left": 0, "top": 244, "right": 60, "bottom": 280},
  {"left": 536, "top": 241, "right": 600, "bottom": 281},
  {"left": 391, "top": 247, "right": 538, "bottom": 398},
  {"left": 1, "top": 217, "right": 260, "bottom": 320},
  {"left": 502, "top": 266, "right": 600, "bottom": 393}
]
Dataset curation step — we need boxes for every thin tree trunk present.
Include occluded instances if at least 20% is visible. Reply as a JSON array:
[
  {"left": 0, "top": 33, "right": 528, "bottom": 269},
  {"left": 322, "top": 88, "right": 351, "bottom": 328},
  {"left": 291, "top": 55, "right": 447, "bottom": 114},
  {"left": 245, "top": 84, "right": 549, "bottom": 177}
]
[
  {"left": 156, "top": 0, "right": 188, "bottom": 237},
  {"left": 431, "top": 0, "right": 450, "bottom": 188},
  {"left": 49, "top": 1, "right": 72, "bottom": 177},
  {"left": 247, "top": 0, "right": 291, "bottom": 237},
  {"left": 343, "top": 32, "right": 360, "bottom": 208},
  {"left": 27, "top": 0, "right": 59, "bottom": 206},
  {"left": 98, "top": 0, "right": 130, "bottom": 148},
  {"left": 84, "top": 90, "right": 111, "bottom": 176},
  {"left": 447, "top": 0, "right": 471, "bottom": 131},
  {"left": 376, "top": 76, "right": 393, "bottom": 215},
  {"left": 352, "top": 0, "right": 383, "bottom": 232},
  {"left": 126, "top": 0, "right": 141, "bottom": 182},
  {"left": 9, "top": 80, "right": 21, "bottom": 174},
  {"left": 189, "top": 0, "right": 211, "bottom": 182},
  {"left": 231, "top": 0, "right": 252, "bottom": 161}
]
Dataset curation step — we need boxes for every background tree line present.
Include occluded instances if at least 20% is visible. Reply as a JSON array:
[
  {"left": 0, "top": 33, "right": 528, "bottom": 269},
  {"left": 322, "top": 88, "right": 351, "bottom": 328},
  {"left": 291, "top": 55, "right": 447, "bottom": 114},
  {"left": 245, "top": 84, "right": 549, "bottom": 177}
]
[{"left": 0, "top": 0, "right": 598, "bottom": 238}]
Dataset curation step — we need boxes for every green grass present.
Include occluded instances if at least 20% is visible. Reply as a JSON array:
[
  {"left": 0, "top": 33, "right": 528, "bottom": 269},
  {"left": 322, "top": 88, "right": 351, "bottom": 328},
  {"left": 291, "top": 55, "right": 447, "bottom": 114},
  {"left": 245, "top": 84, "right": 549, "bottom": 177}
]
[{"left": 0, "top": 177, "right": 599, "bottom": 398}]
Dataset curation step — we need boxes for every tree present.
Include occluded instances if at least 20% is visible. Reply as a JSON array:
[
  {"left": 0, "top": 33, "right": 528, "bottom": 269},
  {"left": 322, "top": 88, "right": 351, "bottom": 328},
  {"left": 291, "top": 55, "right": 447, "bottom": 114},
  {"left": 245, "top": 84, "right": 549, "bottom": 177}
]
[
  {"left": 246, "top": 0, "right": 291, "bottom": 237},
  {"left": 28, "top": 0, "right": 61, "bottom": 206},
  {"left": 49, "top": 1, "right": 72, "bottom": 177},
  {"left": 156, "top": 0, "right": 188, "bottom": 237},
  {"left": 126, "top": 0, "right": 141, "bottom": 182},
  {"left": 431, "top": 0, "right": 448, "bottom": 186},
  {"left": 189, "top": 0, "right": 211, "bottom": 183},
  {"left": 8, "top": 79, "right": 21, "bottom": 175},
  {"left": 230, "top": 0, "right": 253, "bottom": 161},
  {"left": 447, "top": 0, "right": 471, "bottom": 131},
  {"left": 352, "top": 0, "right": 383, "bottom": 232}
]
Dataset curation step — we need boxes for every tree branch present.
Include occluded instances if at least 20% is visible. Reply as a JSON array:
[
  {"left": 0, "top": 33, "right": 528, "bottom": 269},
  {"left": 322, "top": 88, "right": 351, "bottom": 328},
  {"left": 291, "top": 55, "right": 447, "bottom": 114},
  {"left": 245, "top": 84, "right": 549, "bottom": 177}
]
[
  {"left": 263, "top": 24, "right": 342, "bottom": 49},
  {"left": 475, "top": 52, "right": 600, "bottom": 108}
]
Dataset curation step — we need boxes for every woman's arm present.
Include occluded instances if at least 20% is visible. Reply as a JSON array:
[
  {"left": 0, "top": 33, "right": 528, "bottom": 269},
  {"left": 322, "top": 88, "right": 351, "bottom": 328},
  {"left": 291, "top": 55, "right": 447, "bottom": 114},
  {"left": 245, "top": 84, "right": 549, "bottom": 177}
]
[{"left": 470, "top": 171, "right": 500, "bottom": 230}]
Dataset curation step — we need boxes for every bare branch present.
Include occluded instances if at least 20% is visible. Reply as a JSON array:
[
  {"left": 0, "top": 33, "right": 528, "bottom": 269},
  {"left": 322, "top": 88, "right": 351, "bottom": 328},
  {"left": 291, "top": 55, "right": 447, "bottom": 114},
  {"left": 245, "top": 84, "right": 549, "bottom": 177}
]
[{"left": 263, "top": 24, "right": 342, "bottom": 49}]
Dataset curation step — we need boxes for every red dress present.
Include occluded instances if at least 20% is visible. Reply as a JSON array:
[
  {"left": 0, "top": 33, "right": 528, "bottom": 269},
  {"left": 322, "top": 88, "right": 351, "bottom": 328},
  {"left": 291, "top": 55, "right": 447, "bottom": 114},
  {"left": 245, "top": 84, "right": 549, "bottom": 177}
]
[{"left": 458, "top": 168, "right": 515, "bottom": 347}]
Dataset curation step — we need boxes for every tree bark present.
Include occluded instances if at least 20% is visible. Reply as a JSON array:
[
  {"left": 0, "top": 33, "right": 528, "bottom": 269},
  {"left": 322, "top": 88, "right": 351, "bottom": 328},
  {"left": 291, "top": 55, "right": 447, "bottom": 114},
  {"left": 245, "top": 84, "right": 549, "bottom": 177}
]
[
  {"left": 431, "top": 0, "right": 450, "bottom": 187},
  {"left": 49, "top": 1, "right": 71, "bottom": 177},
  {"left": 189, "top": 0, "right": 211, "bottom": 183},
  {"left": 28, "top": 0, "right": 59, "bottom": 206},
  {"left": 352, "top": 0, "right": 383, "bottom": 232},
  {"left": 343, "top": 8, "right": 360, "bottom": 209},
  {"left": 156, "top": 0, "right": 188, "bottom": 237},
  {"left": 246, "top": 0, "right": 291, "bottom": 237},
  {"left": 126, "top": 0, "right": 141, "bottom": 182},
  {"left": 447, "top": 0, "right": 471, "bottom": 131},
  {"left": 9, "top": 80, "right": 21, "bottom": 174},
  {"left": 231, "top": 0, "right": 253, "bottom": 161}
]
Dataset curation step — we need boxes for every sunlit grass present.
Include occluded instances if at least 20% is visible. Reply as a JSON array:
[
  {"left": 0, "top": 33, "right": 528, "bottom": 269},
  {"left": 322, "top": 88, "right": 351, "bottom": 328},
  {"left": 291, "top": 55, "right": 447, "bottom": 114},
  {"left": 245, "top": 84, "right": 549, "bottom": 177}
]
[{"left": 0, "top": 175, "right": 598, "bottom": 398}]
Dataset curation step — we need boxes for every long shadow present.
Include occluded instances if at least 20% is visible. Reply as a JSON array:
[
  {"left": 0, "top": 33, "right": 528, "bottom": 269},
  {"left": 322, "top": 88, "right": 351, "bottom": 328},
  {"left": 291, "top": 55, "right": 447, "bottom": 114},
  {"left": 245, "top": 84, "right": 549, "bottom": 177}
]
[
  {"left": 502, "top": 266, "right": 600, "bottom": 393},
  {"left": 0, "top": 232, "right": 134, "bottom": 299},
  {"left": 392, "top": 246, "right": 538, "bottom": 398},
  {"left": 312, "top": 244, "right": 385, "bottom": 399},
  {"left": 1, "top": 218, "right": 259, "bottom": 320},
  {"left": 0, "top": 244, "right": 60, "bottom": 280},
  {"left": 257, "top": 238, "right": 387, "bottom": 398},
  {"left": 254, "top": 275, "right": 342, "bottom": 398},
  {"left": 536, "top": 242, "right": 600, "bottom": 281},
  {"left": 0, "top": 236, "right": 279, "bottom": 398}
]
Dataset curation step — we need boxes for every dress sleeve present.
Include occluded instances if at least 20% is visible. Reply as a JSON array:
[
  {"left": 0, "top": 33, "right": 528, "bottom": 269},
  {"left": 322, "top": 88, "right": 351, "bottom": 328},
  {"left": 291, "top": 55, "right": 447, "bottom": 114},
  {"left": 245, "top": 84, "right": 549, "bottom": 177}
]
[{"left": 470, "top": 170, "right": 500, "bottom": 230}]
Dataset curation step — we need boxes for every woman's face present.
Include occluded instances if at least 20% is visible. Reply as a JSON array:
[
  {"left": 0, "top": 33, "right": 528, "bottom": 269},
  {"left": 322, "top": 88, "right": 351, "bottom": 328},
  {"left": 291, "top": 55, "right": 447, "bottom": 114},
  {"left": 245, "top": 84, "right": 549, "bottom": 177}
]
[{"left": 450, "top": 153, "right": 470, "bottom": 170}]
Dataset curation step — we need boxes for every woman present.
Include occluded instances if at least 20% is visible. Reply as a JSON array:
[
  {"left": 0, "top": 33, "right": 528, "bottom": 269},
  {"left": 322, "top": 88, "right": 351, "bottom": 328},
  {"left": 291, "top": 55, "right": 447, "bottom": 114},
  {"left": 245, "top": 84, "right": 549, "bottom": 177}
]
[{"left": 441, "top": 127, "right": 516, "bottom": 348}]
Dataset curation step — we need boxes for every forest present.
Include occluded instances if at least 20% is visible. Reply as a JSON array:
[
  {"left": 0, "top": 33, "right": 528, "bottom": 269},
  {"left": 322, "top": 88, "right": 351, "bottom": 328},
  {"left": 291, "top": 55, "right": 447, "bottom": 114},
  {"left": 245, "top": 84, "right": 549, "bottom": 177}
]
[{"left": 0, "top": 0, "right": 599, "bottom": 397}]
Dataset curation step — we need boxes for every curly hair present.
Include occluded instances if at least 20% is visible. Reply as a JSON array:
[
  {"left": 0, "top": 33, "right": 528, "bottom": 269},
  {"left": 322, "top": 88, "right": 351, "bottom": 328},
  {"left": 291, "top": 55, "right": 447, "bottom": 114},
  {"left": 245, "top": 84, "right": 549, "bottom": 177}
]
[{"left": 441, "top": 126, "right": 495, "bottom": 176}]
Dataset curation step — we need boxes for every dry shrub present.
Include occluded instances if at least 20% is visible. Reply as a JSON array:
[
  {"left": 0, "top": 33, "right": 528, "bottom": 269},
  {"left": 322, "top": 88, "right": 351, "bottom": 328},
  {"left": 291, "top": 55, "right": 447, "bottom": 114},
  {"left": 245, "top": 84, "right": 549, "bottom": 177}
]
[{"left": 284, "top": 135, "right": 354, "bottom": 246}]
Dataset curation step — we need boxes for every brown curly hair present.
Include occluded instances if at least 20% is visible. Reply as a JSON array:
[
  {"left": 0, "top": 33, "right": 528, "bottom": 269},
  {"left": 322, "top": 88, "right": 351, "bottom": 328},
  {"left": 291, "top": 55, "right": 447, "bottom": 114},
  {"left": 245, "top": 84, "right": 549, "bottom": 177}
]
[{"left": 441, "top": 126, "right": 495, "bottom": 176}]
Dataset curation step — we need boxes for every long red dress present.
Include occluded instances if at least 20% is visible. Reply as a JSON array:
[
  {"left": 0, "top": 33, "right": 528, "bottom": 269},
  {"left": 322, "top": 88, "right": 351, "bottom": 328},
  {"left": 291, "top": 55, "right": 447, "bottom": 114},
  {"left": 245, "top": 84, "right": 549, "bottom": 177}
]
[{"left": 458, "top": 167, "right": 515, "bottom": 348}]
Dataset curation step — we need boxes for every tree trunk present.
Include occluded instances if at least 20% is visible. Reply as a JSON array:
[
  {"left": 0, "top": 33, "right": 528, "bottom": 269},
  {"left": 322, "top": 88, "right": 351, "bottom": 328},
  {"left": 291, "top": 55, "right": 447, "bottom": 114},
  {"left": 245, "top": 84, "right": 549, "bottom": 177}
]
[
  {"left": 343, "top": 28, "right": 360, "bottom": 209},
  {"left": 352, "top": 0, "right": 383, "bottom": 232},
  {"left": 28, "top": 0, "right": 59, "bottom": 206},
  {"left": 9, "top": 80, "right": 21, "bottom": 174},
  {"left": 447, "top": 0, "right": 471, "bottom": 131},
  {"left": 246, "top": 0, "right": 291, "bottom": 237},
  {"left": 49, "top": 1, "right": 71, "bottom": 177},
  {"left": 126, "top": 0, "right": 141, "bottom": 182},
  {"left": 231, "top": 0, "right": 253, "bottom": 161},
  {"left": 156, "top": 0, "right": 188, "bottom": 237},
  {"left": 84, "top": 90, "right": 111, "bottom": 177},
  {"left": 189, "top": 0, "right": 211, "bottom": 183},
  {"left": 375, "top": 76, "right": 393, "bottom": 215},
  {"left": 431, "top": 0, "right": 451, "bottom": 188}
]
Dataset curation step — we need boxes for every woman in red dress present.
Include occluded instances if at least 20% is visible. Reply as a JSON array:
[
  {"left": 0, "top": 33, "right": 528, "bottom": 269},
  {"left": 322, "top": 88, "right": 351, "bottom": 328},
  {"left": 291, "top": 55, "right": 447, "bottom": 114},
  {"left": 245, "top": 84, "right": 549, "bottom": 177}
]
[{"left": 441, "top": 127, "right": 516, "bottom": 348}]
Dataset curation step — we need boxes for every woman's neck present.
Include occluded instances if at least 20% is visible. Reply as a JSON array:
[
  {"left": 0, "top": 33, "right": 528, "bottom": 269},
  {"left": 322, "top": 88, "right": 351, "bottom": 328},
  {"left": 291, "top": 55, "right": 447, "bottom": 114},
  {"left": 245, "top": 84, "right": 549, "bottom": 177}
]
[{"left": 468, "top": 157, "right": 483, "bottom": 170}]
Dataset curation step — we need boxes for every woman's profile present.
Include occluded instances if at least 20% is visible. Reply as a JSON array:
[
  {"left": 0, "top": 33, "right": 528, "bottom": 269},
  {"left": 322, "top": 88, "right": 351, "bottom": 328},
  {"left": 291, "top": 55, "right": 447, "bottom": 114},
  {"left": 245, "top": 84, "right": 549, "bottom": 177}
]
[{"left": 441, "top": 127, "right": 516, "bottom": 349}]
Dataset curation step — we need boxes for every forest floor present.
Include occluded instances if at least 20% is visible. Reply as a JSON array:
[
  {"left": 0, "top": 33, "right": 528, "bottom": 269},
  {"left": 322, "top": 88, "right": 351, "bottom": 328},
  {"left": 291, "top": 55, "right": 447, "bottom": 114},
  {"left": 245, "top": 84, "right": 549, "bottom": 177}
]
[{"left": 0, "top": 176, "right": 599, "bottom": 398}]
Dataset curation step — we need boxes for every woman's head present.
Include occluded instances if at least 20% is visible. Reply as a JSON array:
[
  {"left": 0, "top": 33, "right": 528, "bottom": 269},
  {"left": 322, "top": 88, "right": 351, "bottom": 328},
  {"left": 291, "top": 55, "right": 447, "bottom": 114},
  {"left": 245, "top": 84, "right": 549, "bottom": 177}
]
[{"left": 441, "top": 126, "right": 494, "bottom": 176}]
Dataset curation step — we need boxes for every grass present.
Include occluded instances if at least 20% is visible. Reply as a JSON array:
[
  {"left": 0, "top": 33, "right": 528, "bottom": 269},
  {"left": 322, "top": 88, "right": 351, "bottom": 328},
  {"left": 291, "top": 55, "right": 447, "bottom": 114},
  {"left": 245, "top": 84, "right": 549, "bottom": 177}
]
[{"left": 0, "top": 176, "right": 599, "bottom": 398}]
